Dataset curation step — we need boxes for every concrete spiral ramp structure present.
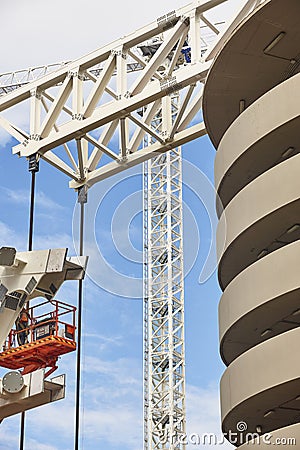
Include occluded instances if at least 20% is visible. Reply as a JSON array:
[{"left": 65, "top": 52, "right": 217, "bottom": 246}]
[{"left": 203, "top": 0, "right": 300, "bottom": 446}]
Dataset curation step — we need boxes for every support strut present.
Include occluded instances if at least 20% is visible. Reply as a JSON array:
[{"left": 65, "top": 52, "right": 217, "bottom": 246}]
[
  {"left": 19, "top": 154, "right": 39, "bottom": 450},
  {"left": 74, "top": 185, "right": 87, "bottom": 450}
]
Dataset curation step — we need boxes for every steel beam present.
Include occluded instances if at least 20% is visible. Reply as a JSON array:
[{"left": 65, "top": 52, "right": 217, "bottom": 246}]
[{"left": 0, "top": 370, "right": 65, "bottom": 421}]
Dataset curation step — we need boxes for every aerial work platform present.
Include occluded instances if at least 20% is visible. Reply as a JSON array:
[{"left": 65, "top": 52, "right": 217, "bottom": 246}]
[{"left": 0, "top": 299, "right": 76, "bottom": 377}]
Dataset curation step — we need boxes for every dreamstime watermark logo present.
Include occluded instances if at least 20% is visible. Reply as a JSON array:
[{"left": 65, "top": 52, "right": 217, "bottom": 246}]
[
  {"left": 72, "top": 158, "right": 226, "bottom": 298},
  {"left": 157, "top": 421, "right": 297, "bottom": 446},
  {"left": 236, "top": 421, "right": 248, "bottom": 432}
]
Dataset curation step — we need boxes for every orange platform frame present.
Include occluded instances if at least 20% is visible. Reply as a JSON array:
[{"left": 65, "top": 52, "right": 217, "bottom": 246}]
[{"left": 0, "top": 299, "right": 76, "bottom": 378}]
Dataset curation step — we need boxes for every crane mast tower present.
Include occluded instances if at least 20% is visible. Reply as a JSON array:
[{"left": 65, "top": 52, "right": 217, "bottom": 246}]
[{"left": 144, "top": 125, "right": 185, "bottom": 448}]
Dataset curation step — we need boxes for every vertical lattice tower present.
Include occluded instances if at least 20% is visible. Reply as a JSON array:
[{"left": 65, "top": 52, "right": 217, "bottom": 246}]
[{"left": 143, "top": 94, "right": 185, "bottom": 449}]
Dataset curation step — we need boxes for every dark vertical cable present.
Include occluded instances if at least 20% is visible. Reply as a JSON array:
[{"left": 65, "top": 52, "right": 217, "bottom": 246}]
[
  {"left": 74, "top": 186, "right": 87, "bottom": 450},
  {"left": 20, "top": 155, "right": 39, "bottom": 450},
  {"left": 28, "top": 170, "right": 36, "bottom": 252},
  {"left": 19, "top": 412, "right": 25, "bottom": 450}
]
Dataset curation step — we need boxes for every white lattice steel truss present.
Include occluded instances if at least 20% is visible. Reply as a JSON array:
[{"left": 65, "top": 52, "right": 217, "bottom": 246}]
[
  {"left": 0, "top": 1, "right": 267, "bottom": 185},
  {"left": 0, "top": 1, "right": 268, "bottom": 448},
  {"left": 144, "top": 146, "right": 185, "bottom": 450},
  {"left": 0, "top": 0, "right": 266, "bottom": 189}
]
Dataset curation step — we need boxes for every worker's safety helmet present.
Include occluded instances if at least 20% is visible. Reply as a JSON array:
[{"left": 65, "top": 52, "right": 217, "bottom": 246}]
[{"left": 20, "top": 311, "right": 28, "bottom": 322}]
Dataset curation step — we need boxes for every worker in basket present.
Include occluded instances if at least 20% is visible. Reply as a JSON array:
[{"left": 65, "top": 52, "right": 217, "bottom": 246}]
[{"left": 15, "top": 308, "right": 30, "bottom": 346}]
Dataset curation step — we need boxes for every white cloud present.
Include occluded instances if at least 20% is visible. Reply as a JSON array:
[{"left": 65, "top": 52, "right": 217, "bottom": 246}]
[
  {"left": 0, "top": 1, "right": 249, "bottom": 73},
  {"left": 29, "top": 400, "right": 142, "bottom": 450},
  {"left": 26, "top": 352, "right": 227, "bottom": 449},
  {"left": 0, "top": 0, "right": 184, "bottom": 72},
  {"left": 34, "top": 231, "right": 74, "bottom": 251},
  {"left": 24, "top": 355, "right": 143, "bottom": 449},
  {"left": 0, "top": 420, "right": 19, "bottom": 450},
  {"left": 0, "top": 417, "right": 59, "bottom": 450},
  {"left": 25, "top": 439, "right": 58, "bottom": 450},
  {"left": 0, "top": 216, "right": 74, "bottom": 253},
  {"left": 0, "top": 128, "right": 14, "bottom": 147},
  {"left": 0, "top": 220, "right": 26, "bottom": 249},
  {"left": 80, "top": 238, "right": 143, "bottom": 298},
  {"left": 81, "top": 406, "right": 142, "bottom": 450},
  {"left": 1, "top": 187, "right": 65, "bottom": 210},
  {"left": 186, "top": 384, "right": 234, "bottom": 448},
  {"left": 83, "top": 355, "right": 141, "bottom": 386},
  {"left": 83, "top": 332, "right": 123, "bottom": 352},
  {"left": 0, "top": 377, "right": 232, "bottom": 450}
]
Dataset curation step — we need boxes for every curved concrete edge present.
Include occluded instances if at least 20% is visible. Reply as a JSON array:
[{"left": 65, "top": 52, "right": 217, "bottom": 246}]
[
  {"left": 203, "top": 0, "right": 273, "bottom": 147},
  {"left": 218, "top": 153, "right": 300, "bottom": 252},
  {"left": 238, "top": 423, "right": 300, "bottom": 449},
  {"left": 215, "top": 73, "right": 300, "bottom": 207},
  {"left": 219, "top": 240, "right": 300, "bottom": 364},
  {"left": 203, "top": 0, "right": 300, "bottom": 148},
  {"left": 220, "top": 328, "right": 300, "bottom": 434},
  {"left": 220, "top": 291, "right": 300, "bottom": 366},
  {"left": 217, "top": 153, "right": 300, "bottom": 288}
]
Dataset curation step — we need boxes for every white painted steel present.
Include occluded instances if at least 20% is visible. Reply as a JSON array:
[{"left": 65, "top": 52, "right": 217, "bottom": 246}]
[
  {"left": 144, "top": 147, "right": 186, "bottom": 449},
  {"left": 0, "top": 369, "right": 65, "bottom": 421},
  {"left": 0, "top": 0, "right": 265, "bottom": 191}
]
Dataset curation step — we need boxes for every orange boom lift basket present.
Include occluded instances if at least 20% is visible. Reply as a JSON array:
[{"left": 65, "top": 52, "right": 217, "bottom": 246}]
[{"left": 0, "top": 299, "right": 76, "bottom": 378}]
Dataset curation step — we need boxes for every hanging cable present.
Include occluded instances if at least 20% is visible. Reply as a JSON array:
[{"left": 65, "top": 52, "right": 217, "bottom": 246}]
[
  {"left": 28, "top": 157, "right": 38, "bottom": 252},
  {"left": 74, "top": 185, "right": 87, "bottom": 450},
  {"left": 19, "top": 154, "right": 39, "bottom": 450}
]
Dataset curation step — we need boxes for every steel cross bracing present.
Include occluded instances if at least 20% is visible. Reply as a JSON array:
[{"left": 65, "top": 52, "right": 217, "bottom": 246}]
[
  {"left": 143, "top": 88, "right": 186, "bottom": 450},
  {"left": 0, "top": 62, "right": 145, "bottom": 96},
  {"left": 0, "top": 27, "right": 219, "bottom": 97},
  {"left": 144, "top": 147, "right": 185, "bottom": 450},
  {"left": 0, "top": 0, "right": 266, "bottom": 191},
  {"left": 0, "top": 19, "right": 226, "bottom": 96}
]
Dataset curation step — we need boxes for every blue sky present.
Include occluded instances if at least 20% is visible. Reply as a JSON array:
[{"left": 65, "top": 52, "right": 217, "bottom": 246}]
[{"left": 0, "top": 1, "right": 249, "bottom": 448}]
